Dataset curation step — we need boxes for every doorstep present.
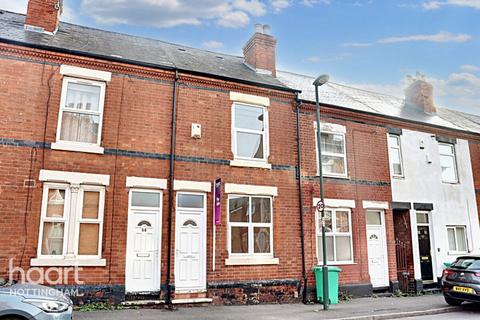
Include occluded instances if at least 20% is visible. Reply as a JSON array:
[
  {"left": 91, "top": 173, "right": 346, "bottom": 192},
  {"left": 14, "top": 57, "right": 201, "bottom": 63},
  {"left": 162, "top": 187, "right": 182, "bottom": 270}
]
[{"left": 171, "top": 297, "right": 213, "bottom": 304}]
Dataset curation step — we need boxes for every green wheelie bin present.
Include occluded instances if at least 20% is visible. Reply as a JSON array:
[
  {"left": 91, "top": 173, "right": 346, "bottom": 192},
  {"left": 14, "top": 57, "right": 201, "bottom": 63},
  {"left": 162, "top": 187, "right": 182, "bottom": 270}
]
[{"left": 312, "top": 266, "right": 342, "bottom": 304}]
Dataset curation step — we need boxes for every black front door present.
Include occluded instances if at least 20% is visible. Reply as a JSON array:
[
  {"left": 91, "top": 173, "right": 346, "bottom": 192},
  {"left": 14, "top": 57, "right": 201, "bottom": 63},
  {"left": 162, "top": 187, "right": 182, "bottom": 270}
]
[{"left": 417, "top": 226, "right": 433, "bottom": 281}]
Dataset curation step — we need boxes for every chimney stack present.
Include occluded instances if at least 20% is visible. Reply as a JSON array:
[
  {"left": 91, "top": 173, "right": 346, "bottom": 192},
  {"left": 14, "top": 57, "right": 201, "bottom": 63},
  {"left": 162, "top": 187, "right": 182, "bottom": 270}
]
[
  {"left": 404, "top": 77, "right": 436, "bottom": 114},
  {"left": 243, "top": 24, "right": 277, "bottom": 77},
  {"left": 25, "top": 0, "right": 63, "bottom": 34}
]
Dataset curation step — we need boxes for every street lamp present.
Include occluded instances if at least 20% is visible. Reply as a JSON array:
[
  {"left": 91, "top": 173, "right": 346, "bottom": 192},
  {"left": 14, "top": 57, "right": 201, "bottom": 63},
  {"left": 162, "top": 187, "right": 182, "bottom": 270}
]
[{"left": 313, "top": 74, "right": 330, "bottom": 310}]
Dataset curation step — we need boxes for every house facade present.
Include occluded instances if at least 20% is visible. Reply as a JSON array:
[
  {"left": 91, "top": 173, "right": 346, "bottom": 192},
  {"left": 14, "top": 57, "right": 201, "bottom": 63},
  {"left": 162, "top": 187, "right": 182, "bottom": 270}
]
[
  {"left": 278, "top": 71, "right": 480, "bottom": 295},
  {"left": 0, "top": 0, "right": 480, "bottom": 306}
]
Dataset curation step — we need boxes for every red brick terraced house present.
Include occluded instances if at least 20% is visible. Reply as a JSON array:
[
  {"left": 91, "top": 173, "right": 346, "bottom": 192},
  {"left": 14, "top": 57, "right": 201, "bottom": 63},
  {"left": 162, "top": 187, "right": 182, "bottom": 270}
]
[
  {"left": 1, "top": 0, "right": 480, "bottom": 306},
  {"left": 278, "top": 71, "right": 480, "bottom": 295}
]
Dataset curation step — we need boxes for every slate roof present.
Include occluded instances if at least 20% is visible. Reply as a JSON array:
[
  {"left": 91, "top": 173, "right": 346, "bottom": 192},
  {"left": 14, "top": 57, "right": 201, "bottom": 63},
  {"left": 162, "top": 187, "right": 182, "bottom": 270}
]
[
  {"left": 277, "top": 70, "right": 480, "bottom": 135},
  {"left": 0, "top": 10, "right": 291, "bottom": 91}
]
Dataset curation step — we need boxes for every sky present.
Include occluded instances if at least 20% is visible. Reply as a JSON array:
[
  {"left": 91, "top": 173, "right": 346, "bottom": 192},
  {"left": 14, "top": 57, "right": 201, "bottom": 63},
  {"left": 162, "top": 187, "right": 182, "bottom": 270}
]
[{"left": 2, "top": 0, "right": 480, "bottom": 115}]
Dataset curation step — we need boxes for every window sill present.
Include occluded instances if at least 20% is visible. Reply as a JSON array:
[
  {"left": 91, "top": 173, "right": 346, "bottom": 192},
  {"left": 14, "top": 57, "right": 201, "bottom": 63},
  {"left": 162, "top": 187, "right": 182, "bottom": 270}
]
[
  {"left": 230, "top": 159, "right": 272, "bottom": 169},
  {"left": 319, "top": 174, "right": 349, "bottom": 180},
  {"left": 442, "top": 181, "right": 460, "bottom": 185},
  {"left": 316, "top": 262, "right": 356, "bottom": 266},
  {"left": 225, "top": 257, "right": 279, "bottom": 266},
  {"left": 447, "top": 251, "right": 468, "bottom": 256},
  {"left": 51, "top": 142, "right": 104, "bottom": 154},
  {"left": 30, "top": 258, "right": 106, "bottom": 267}
]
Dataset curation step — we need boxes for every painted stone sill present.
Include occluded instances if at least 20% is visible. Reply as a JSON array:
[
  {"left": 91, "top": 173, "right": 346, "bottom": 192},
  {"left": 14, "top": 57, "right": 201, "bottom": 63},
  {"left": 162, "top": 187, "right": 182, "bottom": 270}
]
[
  {"left": 317, "top": 174, "right": 350, "bottom": 180},
  {"left": 51, "top": 141, "right": 104, "bottom": 154},
  {"left": 30, "top": 258, "right": 107, "bottom": 267},
  {"left": 316, "top": 262, "right": 356, "bottom": 266},
  {"left": 225, "top": 257, "right": 279, "bottom": 266},
  {"left": 230, "top": 159, "right": 272, "bottom": 169}
]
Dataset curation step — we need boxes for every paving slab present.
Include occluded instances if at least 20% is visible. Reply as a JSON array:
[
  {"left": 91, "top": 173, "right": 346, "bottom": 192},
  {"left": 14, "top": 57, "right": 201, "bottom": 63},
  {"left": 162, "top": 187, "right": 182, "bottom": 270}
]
[{"left": 74, "top": 294, "right": 473, "bottom": 320}]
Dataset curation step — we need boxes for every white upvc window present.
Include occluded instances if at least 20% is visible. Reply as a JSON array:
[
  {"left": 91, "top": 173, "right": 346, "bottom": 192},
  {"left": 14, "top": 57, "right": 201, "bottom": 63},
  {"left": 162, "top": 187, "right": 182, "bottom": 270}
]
[
  {"left": 232, "top": 103, "right": 269, "bottom": 163},
  {"left": 316, "top": 208, "right": 353, "bottom": 264},
  {"left": 228, "top": 195, "right": 273, "bottom": 257},
  {"left": 439, "top": 143, "right": 458, "bottom": 183},
  {"left": 388, "top": 134, "right": 404, "bottom": 177},
  {"left": 37, "top": 183, "right": 105, "bottom": 260},
  {"left": 53, "top": 77, "right": 106, "bottom": 154},
  {"left": 315, "top": 125, "right": 347, "bottom": 177},
  {"left": 447, "top": 226, "right": 468, "bottom": 254}
]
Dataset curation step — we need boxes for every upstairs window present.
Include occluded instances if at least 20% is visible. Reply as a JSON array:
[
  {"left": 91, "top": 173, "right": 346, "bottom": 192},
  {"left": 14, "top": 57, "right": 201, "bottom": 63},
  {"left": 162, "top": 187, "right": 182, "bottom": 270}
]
[
  {"left": 232, "top": 103, "right": 268, "bottom": 161},
  {"left": 57, "top": 78, "right": 105, "bottom": 145},
  {"left": 388, "top": 134, "right": 404, "bottom": 177},
  {"left": 439, "top": 143, "right": 458, "bottom": 183},
  {"left": 315, "top": 125, "right": 347, "bottom": 177}
]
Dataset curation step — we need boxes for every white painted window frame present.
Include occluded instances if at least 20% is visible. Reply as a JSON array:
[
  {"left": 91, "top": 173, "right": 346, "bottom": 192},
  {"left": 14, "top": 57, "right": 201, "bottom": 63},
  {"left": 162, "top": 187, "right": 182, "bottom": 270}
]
[
  {"left": 447, "top": 225, "right": 468, "bottom": 254},
  {"left": 37, "top": 183, "right": 71, "bottom": 259},
  {"left": 231, "top": 102, "right": 270, "bottom": 166},
  {"left": 52, "top": 77, "right": 106, "bottom": 154},
  {"left": 314, "top": 125, "right": 348, "bottom": 178},
  {"left": 388, "top": 134, "right": 404, "bottom": 178},
  {"left": 227, "top": 195, "right": 274, "bottom": 258},
  {"left": 438, "top": 142, "right": 459, "bottom": 183},
  {"left": 316, "top": 207, "right": 354, "bottom": 264},
  {"left": 37, "top": 183, "right": 105, "bottom": 260},
  {"left": 74, "top": 186, "right": 105, "bottom": 259}
]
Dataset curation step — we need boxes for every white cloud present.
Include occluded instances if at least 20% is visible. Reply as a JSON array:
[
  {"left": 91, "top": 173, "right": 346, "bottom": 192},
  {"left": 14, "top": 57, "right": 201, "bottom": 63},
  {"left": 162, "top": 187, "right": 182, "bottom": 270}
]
[
  {"left": 422, "top": 0, "right": 480, "bottom": 10},
  {"left": 341, "top": 42, "right": 371, "bottom": 47},
  {"left": 270, "top": 0, "right": 291, "bottom": 12},
  {"left": 218, "top": 10, "right": 250, "bottom": 28},
  {"left": 341, "top": 31, "right": 472, "bottom": 48},
  {"left": 302, "top": 0, "right": 331, "bottom": 7},
  {"left": 81, "top": 0, "right": 257, "bottom": 28},
  {"left": 233, "top": 0, "right": 267, "bottom": 16},
  {"left": 203, "top": 40, "right": 224, "bottom": 49},
  {"left": 1, "top": 0, "right": 28, "bottom": 14},
  {"left": 460, "top": 64, "right": 480, "bottom": 73},
  {"left": 378, "top": 31, "right": 472, "bottom": 44}
]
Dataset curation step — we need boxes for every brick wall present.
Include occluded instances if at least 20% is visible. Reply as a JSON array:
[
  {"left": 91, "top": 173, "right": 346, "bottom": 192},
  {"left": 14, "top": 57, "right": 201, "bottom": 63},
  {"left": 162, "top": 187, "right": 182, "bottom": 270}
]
[
  {"left": 298, "top": 104, "right": 396, "bottom": 294},
  {"left": 0, "top": 43, "right": 301, "bottom": 304}
]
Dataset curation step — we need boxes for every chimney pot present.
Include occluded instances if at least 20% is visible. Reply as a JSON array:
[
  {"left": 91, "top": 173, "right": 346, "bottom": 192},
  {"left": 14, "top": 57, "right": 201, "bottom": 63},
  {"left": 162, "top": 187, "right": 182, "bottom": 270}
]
[
  {"left": 243, "top": 24, "right": 277, "bottom": 77},
  {"left": 25, "top": 0, "right": 63, "bottom": 34},
  {"left": 405, "top": 79, "right": 436, "bottom": 114}
]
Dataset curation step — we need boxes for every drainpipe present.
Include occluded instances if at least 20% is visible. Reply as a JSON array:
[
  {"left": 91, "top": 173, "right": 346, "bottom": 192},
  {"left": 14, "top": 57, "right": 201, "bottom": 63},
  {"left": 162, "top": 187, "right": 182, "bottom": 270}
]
[
  {"left": 295, "top": 94, "right": 309, "bottom": 303},
  {"left": 165, "top": 69, "right": 179, "bottom": 306}
]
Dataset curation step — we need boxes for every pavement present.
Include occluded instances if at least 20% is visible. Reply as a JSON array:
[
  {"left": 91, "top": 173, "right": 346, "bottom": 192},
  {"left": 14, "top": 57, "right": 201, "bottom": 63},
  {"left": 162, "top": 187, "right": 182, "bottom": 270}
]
[{"left": 74, "top": 294, "right": 480, "bottom": 320}]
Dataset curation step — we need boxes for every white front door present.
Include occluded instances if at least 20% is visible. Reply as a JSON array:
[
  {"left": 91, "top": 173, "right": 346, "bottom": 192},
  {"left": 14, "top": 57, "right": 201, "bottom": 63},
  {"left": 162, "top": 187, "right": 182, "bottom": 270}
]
[
  {"left": 175, "top": 192, "right": 206, "bottom": 292},
  {"left": 366, "top": 210, "right": 389, "bottom": 288},
  {"left": 125, "top": 190, "right": 162, "bottom": 293}
]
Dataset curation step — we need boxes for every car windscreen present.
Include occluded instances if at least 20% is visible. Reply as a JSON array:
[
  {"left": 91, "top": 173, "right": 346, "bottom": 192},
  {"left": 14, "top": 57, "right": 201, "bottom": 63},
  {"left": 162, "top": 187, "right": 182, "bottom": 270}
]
[{"left": 451, "top": 258, "right": 480, "bottom": 270}]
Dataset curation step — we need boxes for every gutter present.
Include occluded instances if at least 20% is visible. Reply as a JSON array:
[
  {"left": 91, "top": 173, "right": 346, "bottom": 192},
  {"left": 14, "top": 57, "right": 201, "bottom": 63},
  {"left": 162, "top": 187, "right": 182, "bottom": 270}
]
[
  {"left": 295, "top": 94, "right": 309, "bottom": 303},
  {"left": 0, "top": 37, "right": 299, "bottom": 94},
  {"left": 165, "top": 69, "right": 179, "bottom": 306}
]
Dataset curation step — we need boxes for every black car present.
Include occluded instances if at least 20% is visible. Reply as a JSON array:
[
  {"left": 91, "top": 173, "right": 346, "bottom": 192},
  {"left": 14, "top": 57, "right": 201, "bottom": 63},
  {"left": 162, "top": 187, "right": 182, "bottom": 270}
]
[{"left": 442, "top": 255, "right": 480, "bottom": 306}]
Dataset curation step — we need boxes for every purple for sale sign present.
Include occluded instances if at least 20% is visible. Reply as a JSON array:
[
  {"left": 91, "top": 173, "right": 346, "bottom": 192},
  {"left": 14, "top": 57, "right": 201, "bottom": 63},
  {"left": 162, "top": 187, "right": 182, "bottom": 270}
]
[{"left": 214, "top": 178, "right": 221, "bottom": 225}]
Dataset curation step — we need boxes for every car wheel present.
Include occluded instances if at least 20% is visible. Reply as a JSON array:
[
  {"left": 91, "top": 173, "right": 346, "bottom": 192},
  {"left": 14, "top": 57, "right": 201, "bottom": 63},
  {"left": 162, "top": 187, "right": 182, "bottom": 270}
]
[{"left": 444, "top": 296, "right": 463, "bottom": 306}]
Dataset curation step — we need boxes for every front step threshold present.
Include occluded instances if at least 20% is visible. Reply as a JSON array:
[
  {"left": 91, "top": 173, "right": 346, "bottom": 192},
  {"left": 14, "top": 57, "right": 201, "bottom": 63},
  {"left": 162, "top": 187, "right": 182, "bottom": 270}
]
[
  {"left": 122, "top": 299, "right": 165, "bottom": 306},
  {"left": 172, "top": 297, "right": 213, "bottom": 304}
]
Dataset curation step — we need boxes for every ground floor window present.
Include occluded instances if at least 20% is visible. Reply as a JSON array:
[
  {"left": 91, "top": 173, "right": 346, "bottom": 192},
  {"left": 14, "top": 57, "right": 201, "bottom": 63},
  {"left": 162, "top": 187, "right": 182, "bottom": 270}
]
[
  {"left": 228, "top": 195, "right": 273, "bottom": 256},
  {"left": 38, "top": 183, "right": 105, "bottom": 259},
  {"left": 447, "top": 225, "right": 467, "bottom": 253},
  {"left": 317, "top": 208, "right": 353, "bottom": 264}
]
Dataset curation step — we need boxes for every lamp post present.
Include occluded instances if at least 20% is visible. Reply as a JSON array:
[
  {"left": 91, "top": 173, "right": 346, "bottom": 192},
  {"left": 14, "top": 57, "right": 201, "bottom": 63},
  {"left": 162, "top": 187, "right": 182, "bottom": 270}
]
[{"left": 313, "top": 74, "right": 330, "bottom": 310}]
